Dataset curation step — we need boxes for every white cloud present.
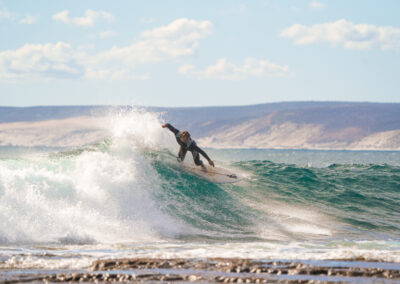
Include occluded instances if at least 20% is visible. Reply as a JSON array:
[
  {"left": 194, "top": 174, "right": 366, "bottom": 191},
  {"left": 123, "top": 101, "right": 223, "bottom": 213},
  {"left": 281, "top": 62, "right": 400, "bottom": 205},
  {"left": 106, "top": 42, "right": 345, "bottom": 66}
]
[
  {"left": 0, "top": 41, "right": 141, "bottom": 81},
  {"left": 178, "top": 58, "right": 289, "bottom": 80},
  {"left": 98, "top": 30, "right": 116, "bottom": 39},
  {"left": 310, "top": 0, "right": 324, "bottom": 10},
  {"left": 0, "top": 8, "right": 15, "bottom": 20},
  {"left": 281, "top": 19, "right": 400, "bottom": 50},
  {"left": 0, "top": 18, "right": 213, "bottom": 81},
  {"left": 97, "top": 18, "right": 212, "bottom": 63},
  {"left": 52, "top": 9, "right": 114, "bottom": 27},
  {"left": 19, "top": 14, "right": 37, "bottom": 24},
  {"left": 0, "top": 42, "right": 85, "bottom": 80},
  {"left": 141, "top": 18, "right": 211, "bottom": 42}
]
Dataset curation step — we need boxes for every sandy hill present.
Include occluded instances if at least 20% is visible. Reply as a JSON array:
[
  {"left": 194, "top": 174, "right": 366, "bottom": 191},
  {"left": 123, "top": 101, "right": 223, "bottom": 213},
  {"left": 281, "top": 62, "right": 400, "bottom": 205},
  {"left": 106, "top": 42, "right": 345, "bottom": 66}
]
[{"left": 0, "top": 102, "right": 399, "bottom": 150}]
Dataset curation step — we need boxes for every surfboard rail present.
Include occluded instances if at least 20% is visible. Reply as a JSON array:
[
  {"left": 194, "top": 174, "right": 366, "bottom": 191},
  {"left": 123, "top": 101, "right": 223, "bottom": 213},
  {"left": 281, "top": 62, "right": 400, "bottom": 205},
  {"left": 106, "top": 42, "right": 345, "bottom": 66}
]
[{"left": 180, "top": 163, "right": 241, "bottom": 184}]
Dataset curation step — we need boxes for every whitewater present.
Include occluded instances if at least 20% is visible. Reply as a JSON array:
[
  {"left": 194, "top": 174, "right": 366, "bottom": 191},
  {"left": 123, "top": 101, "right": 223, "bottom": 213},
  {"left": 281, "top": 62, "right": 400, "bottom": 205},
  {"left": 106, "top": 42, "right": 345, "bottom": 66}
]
[{"left": 0, "top": 109, "right": 400, "bottom": 280}]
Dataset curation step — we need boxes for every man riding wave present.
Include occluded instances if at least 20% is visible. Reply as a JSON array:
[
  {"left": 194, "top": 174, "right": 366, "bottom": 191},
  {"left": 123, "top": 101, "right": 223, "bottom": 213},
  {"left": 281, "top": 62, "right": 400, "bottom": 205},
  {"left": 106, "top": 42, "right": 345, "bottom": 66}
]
[{"left": 162, "top": 123, "right": 215, "bottom": 168}]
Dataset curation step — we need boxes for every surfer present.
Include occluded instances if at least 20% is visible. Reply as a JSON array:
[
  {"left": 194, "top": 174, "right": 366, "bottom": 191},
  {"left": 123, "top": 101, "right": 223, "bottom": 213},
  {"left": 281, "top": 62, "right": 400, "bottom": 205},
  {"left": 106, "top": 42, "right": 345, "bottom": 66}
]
[{"left": 162, "top": 123, "right": 215, "bottom": 167}]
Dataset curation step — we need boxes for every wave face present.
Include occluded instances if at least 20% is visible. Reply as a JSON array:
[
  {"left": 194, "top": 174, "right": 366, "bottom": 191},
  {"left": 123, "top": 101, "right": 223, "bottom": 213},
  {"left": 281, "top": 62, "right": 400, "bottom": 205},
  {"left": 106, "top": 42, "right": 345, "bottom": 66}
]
[
  {"left": 233, "top": 160, "right": 400, "bottom": 241},
  {"left": 0, "top": 109, "right": 399, "bottom": 246}
]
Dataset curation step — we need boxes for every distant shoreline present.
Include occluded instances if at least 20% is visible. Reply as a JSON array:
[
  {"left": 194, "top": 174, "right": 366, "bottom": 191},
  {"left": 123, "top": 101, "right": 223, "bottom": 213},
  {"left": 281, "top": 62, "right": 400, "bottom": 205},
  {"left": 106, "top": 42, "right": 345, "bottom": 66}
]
[{"left": 0, "top": 102, "right": 399, "bottom": 151}]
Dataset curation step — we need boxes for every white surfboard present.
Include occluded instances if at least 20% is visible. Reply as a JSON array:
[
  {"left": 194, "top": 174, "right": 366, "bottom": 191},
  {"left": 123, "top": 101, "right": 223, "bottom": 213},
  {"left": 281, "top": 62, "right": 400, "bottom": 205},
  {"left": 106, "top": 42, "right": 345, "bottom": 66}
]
[{"left": 181, "top": 163, "right": 241, "bottom": 184}]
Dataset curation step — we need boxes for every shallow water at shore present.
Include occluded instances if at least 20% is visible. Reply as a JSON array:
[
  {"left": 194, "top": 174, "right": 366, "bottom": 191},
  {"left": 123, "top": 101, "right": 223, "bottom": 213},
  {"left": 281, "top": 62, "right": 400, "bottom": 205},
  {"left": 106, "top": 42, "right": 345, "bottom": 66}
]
[
  {"left": 3, "top": 253, "right": 400, "bottom": 283},
  {"left": 2, "top": 240, "right": 400, "bottom": 283}
]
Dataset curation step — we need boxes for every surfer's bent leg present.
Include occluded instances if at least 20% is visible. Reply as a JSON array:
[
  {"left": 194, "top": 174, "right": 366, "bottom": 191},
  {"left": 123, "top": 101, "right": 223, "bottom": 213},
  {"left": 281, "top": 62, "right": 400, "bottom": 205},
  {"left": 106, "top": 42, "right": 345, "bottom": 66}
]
[
  {"left": 192, "top": 151, "right": 204, "bottom": 166},
  {"left": 178, "top": 147, "right": 187, "bottom": 162}
]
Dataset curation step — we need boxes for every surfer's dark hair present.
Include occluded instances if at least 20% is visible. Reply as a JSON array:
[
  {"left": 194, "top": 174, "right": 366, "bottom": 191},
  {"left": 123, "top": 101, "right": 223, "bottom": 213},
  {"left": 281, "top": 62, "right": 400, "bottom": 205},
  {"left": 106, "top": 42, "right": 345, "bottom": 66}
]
[{"left": 180, "top": 131, "right": 190, "bottom": 140}]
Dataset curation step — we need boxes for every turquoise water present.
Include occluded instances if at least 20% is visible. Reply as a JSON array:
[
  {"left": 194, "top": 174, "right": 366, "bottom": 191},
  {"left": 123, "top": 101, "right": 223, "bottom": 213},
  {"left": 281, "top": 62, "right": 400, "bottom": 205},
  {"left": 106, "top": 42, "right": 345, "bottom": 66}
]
[{"left": 151, "top": 149, "right": 400, "bottom": 242}]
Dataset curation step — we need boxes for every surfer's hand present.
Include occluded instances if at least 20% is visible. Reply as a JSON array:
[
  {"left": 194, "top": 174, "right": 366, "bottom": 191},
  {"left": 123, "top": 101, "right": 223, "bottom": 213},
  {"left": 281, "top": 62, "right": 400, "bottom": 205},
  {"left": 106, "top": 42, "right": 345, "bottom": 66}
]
[
  {"left": 208, "top": 160, "right": 215, "bottom": 167},
  {"left": 161, "top": 123, "right": 168, "bottom": 128}
]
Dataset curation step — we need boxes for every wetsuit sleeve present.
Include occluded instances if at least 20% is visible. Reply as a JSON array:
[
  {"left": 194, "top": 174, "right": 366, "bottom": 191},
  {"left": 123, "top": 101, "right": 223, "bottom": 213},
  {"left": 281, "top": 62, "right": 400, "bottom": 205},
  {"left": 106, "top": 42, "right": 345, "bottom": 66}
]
[
  {"left": 165, "top": 123, "right": 179, "bottom": 136},
  {"left": 192, "top": 144, "right": 211, "bottom": 161}
]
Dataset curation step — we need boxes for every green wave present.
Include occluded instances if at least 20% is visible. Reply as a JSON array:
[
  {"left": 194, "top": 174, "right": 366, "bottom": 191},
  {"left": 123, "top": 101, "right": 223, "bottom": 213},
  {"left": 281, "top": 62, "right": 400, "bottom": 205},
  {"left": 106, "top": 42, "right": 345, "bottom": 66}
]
[
  {"left": 42, "top": 144, "right": 400, "bottom": 242},
  {"left": 148, "top": 151, "right": 400, "bottom": 241}
]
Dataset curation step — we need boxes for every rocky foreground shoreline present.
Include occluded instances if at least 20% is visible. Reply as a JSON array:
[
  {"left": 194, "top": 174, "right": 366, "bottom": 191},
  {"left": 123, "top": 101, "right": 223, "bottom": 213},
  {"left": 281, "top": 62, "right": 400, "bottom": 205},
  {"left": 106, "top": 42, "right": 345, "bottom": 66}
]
[{"left": 3, "top": 258, "right": 400, "bottom": 283}]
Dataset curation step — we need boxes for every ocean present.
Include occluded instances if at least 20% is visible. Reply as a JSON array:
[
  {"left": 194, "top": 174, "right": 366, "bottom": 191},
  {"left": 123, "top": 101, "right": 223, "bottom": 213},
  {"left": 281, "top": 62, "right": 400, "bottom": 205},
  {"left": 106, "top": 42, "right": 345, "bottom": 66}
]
[{"left": 1, "top": 110, "right": 399, "bottom": 282}]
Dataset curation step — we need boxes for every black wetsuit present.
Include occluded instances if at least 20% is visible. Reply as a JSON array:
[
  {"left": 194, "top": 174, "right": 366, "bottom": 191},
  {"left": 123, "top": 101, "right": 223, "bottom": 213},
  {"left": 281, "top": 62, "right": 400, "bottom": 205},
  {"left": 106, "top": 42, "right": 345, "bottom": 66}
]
[{"left": 165, "top": 123, "right": 211, "bottom": 166}]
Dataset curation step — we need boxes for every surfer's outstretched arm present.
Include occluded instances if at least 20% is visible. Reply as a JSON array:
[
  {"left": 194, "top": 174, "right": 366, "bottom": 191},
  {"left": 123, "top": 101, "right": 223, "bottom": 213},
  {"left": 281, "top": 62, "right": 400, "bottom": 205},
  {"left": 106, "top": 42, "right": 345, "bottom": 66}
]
[
  {"left": 192, "top": 144, "right": 215, "bottom": 167},
  {"left": 161, "top": 123, "right": 179, "bottom": 135}
]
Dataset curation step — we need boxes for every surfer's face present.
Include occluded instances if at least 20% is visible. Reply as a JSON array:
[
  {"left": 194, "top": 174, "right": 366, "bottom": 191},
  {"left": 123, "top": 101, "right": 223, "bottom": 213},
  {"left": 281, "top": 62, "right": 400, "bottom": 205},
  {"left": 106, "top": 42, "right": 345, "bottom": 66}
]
[{"left": 181, "top": 136, "right": 189, "bottom": 143}]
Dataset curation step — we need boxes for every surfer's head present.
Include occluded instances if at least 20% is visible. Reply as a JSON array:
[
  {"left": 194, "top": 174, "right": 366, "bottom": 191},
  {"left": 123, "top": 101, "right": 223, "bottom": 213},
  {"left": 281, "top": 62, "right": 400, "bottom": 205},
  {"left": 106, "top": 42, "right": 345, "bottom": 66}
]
[{"left": 180, "top": 131, "right": 191, "bottom": 143}]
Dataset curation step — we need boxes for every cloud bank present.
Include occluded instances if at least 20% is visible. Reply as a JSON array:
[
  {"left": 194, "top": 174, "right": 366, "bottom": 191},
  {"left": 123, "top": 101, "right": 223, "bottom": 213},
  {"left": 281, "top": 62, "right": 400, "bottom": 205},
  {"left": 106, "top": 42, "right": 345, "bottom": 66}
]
[
  {"left": 0, "top": 18, "right": 212, "bottom": 80},
  {"left": 281, "top": 19, "right": 400, "bottom": 50},
  {"left": 178, "top": 58, "right": 289, "bottom": 80},
  {"left": 89, "top": 18, "right": 212, "bottom": 79},
  {"left": 0, "top": 42, "right": 85, "bottom": 80}
]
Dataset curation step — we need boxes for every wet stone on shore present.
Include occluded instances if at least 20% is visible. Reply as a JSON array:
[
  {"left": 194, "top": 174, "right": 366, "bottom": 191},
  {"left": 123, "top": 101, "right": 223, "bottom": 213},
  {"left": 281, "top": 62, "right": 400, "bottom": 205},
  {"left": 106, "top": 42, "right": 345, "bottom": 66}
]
[{"left": 2, "top": 257, "right": 400, "bottom": 283}]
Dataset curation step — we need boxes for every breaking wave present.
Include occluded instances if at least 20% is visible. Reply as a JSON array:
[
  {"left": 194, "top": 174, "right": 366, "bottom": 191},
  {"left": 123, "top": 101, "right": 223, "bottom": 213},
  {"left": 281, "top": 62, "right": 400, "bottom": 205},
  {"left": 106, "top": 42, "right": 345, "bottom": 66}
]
[{"left": 0, "top": 109, "right": 399, "bottom": 248}]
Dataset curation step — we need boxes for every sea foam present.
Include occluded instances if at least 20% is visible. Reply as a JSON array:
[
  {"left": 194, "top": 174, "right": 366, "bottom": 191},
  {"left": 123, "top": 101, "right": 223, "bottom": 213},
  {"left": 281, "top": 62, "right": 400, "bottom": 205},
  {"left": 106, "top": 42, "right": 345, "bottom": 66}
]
[{"left": 0, "top": 108, "right": 181, "bottom": 244}]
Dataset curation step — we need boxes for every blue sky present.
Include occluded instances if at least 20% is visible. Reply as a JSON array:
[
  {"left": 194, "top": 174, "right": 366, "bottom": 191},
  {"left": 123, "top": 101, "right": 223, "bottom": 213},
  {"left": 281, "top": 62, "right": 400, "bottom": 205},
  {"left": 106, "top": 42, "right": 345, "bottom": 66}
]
[{"left": 1, "top": 0, "right": 399, "bottom": 107}]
